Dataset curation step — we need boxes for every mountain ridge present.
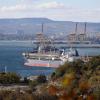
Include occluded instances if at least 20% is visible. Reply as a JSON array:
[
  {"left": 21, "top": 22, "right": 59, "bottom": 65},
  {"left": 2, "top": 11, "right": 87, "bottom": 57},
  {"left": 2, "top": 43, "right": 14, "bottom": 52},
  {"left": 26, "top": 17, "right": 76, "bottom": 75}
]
[
  {"left": 0, "top": 18, "right": 100, "bottom": 23},
  {"left": 0, "top": 18, "right": 100, "bottom": 36}
]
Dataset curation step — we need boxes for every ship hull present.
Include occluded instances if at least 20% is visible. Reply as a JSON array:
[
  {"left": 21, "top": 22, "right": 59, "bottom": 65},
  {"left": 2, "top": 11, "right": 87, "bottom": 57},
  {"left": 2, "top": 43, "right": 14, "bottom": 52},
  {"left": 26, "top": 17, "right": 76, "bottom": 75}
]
[{"left": 24, "top": 59, "right": 64, "bottom": 68}]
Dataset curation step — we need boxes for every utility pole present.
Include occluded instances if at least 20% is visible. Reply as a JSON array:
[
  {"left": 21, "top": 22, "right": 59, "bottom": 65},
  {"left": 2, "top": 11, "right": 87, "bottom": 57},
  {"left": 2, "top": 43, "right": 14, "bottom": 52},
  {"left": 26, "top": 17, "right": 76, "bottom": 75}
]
[{"left": 5, "top": 66, "right": 7, "bottom": 73}]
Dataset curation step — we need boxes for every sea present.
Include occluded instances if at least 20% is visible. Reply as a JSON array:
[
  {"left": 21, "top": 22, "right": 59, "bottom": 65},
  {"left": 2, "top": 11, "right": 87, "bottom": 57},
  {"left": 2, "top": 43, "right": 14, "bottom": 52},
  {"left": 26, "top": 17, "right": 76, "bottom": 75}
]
[{"left": 0, "top": 40, "right": 100, "bottom": 77}]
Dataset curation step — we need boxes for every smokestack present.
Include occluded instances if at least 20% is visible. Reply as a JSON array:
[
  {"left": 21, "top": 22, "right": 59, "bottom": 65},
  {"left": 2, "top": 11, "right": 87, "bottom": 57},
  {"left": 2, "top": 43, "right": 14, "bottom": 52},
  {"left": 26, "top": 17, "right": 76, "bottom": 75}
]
[
  {"left": 75, "top": 23, "right": 78, "bottom": 41},
  {"left": 84, "top": 22, "right": 87, "bottom": 35},
  {"left": 84, "top": 22, "right": 87, "bottom": 40},
  {"left": 75, "top": 23, "right": 78, "bottom": 34},
  {"left": 42, "top": 23, "right": 44, "bottom": 33}
]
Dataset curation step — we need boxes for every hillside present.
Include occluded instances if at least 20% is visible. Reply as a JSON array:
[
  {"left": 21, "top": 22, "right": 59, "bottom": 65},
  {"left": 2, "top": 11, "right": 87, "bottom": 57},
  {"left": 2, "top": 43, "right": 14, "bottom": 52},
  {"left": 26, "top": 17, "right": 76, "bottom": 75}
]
[{"left": 0, "top": 18, "right": 100, "bottom": 40}]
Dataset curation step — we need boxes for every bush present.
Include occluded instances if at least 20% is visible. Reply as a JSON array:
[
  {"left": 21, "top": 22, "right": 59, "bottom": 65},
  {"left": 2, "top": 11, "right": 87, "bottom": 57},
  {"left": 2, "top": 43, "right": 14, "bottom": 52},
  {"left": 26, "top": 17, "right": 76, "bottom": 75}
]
[
  {"left": 88, "top": 56, "right": 100, "bottom": 70},
  {"left": 0, "top": 72, "right": 20, "bottom": 84},
  {"left": 23, "top": 77, "right": 30, "bottom": 84},
  {"left": 51, "top": 60, "right": 84, "bottom": 79},
  {"left": 29, "top": 80, "right": 38, "bottom": 91},
  {"left": 36, "top": 74, "right": 47, "bottom": 84}
]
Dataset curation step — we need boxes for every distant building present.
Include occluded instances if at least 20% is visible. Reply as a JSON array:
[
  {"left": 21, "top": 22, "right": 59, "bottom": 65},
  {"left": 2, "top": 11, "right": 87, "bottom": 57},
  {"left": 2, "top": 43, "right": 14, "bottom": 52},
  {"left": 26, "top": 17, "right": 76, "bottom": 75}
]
[
  {"left": 78, "top": 34, "right": 86, "bottom": 41},
  {"left": 67, "top": 33, "right": 77, "bottom": 41}
]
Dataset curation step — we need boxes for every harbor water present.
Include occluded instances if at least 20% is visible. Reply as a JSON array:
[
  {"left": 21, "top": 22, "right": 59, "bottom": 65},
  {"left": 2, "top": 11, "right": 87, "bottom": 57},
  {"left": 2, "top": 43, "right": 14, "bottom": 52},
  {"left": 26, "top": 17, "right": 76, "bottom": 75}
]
[{"left": 0, "top": 41, "right": 100, "bottom": 77}]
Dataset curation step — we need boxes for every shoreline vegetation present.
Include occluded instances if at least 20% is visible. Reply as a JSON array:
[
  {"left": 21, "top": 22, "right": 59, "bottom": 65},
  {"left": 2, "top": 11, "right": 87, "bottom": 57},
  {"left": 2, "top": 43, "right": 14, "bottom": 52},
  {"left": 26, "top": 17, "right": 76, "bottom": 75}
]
[{"left": 0, "top": 56, "right": 100, "bottom": 100}]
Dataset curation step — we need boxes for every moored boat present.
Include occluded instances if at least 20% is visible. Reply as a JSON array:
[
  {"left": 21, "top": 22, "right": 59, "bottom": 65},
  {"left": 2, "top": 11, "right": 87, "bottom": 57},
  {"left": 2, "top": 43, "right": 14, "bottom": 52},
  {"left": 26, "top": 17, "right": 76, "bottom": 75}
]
[{"left": 22, "top": 46, "right": 80, "bottom": 68}]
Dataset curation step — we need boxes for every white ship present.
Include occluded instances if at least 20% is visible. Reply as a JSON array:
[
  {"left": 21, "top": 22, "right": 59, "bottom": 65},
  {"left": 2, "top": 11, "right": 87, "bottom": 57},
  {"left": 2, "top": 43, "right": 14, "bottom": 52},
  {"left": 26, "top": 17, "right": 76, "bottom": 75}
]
[{"left": 22, "top": 44, "right": 80, "bottom": 68}]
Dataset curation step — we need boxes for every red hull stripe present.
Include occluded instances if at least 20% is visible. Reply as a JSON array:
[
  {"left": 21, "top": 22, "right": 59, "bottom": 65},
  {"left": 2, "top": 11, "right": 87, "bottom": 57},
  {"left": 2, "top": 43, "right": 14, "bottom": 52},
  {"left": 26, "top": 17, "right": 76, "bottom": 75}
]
[{"left": 24, "top": 63, "right": 59, "bottom": 68}]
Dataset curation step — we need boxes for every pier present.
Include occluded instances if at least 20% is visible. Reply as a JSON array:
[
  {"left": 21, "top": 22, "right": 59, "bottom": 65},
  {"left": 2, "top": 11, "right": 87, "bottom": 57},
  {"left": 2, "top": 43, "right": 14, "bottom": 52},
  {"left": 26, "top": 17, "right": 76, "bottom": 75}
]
[{"left": 32, "top": 40, "right": 100, "bottom": 48}]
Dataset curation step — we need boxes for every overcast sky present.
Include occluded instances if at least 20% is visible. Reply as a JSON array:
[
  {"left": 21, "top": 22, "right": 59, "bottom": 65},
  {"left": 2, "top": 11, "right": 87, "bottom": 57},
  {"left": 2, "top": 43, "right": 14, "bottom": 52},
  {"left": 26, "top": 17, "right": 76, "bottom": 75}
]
[{"left": 0, "top": 0, "right": 100, "bottom": 22}]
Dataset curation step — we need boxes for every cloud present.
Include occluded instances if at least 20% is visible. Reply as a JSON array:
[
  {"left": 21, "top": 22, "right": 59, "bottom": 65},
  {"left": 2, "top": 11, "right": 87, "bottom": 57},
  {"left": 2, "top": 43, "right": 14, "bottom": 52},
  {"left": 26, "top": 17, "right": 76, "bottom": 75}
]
[
  {"left": 0, "top": 5, "right": 28, "bottom": 12},
  {"left": 0, "top": 1, "right": 65, "bottom": 12},
  {"left": 37, "top": 1, "right": 65, "bottom": 9}
]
